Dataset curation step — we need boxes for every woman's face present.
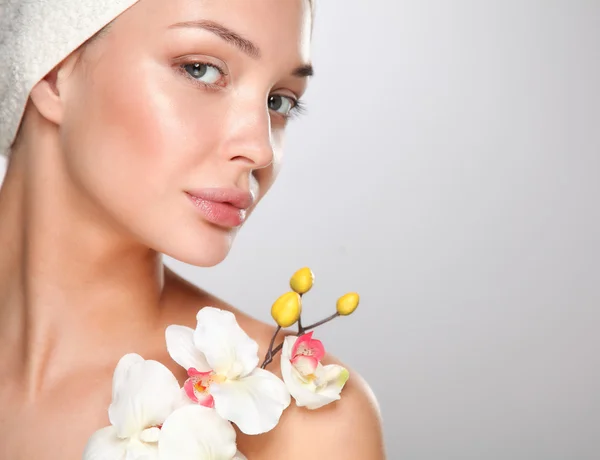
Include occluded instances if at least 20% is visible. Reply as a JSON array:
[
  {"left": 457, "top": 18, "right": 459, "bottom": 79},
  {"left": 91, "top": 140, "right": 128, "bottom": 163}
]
[{"left": 56, "top": 0, "right": 312, "bottom": 266}]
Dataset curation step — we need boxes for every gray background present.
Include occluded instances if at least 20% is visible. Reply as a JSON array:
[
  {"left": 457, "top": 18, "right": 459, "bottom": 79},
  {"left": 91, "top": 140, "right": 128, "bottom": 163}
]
[{"left": 2, "top": 1, "right": 600, "bottom": 458}]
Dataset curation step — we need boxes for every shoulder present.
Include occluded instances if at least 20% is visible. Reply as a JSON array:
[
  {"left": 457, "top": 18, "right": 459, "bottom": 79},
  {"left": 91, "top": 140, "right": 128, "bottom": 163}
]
[
  {"left": 163, "top": 269, "right": 386, "bottom": 459},
  {"left": 241, "top": 350, "right": 386, "bottom": 459}
]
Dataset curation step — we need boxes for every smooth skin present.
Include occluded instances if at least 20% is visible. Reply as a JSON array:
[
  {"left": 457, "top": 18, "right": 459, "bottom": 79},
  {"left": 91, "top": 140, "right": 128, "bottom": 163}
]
[{"left": 0, "top": 0, "right": 385, "bottom": 458}]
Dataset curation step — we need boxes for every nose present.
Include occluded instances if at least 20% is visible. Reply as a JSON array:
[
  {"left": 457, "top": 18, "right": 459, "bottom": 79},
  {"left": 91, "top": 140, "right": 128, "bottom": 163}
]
[{"left": 221, "top": 103, "right": 274, "bottom": 170}]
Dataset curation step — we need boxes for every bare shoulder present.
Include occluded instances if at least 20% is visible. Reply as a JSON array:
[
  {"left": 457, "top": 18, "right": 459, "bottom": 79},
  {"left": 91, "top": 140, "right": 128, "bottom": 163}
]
[
  {"left": 163, "top": 269, "right": 386, "bottom": 459},
  {"left": 242, "top": 350, "right": 386, "bottom": 459}
]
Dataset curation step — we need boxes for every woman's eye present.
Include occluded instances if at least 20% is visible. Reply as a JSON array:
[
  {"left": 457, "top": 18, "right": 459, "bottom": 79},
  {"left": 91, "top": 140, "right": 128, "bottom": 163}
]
[
  {"left": 268, "top": 95, "right": 296, "bottom": 116},
  {"left": 183, "top": 62, "right": 223, "bottom": 85}
]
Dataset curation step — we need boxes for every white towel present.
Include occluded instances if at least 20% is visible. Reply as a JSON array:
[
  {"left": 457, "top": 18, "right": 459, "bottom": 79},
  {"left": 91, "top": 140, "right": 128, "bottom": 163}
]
[{"left": 0, "top": 0, "right": 140, "bottom": 157}]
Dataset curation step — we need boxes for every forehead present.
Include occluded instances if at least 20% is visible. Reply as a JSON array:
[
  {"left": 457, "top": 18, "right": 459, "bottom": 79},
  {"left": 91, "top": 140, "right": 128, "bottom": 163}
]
[{"left": 116, "top": 0, "right": 312, "bottom": 62}]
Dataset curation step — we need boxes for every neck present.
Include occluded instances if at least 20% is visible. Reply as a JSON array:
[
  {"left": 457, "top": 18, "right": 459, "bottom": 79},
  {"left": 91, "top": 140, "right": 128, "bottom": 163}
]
[{"left": 0, "top": 121, "right": 166, "bottom": 395}]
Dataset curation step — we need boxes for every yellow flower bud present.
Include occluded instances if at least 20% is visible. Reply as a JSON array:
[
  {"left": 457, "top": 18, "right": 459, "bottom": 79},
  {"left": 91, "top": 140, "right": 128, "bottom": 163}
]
[
  {"left": 271, "top": 291, "right": 302, "bottom": 328},
  {"left": 290, "top": 267, "right": 315, "bottom": 294},
  {"left": 336, "top": 292, "right": 360, "bottom": 316}
]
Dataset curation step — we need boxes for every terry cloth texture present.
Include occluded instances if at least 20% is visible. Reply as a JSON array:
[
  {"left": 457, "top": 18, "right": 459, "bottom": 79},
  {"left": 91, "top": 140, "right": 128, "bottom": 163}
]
[{"left": 0, "top": 0, "right": 140, "bottom": 157}]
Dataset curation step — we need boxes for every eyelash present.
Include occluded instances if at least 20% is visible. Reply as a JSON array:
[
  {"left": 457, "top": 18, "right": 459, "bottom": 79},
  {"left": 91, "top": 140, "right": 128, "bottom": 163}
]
[
  {"left": 178, "top": 60, "right": 306, "bottom": 120},
  {"left": 286, "top": 99, "right": 306, "bottom": 120}
]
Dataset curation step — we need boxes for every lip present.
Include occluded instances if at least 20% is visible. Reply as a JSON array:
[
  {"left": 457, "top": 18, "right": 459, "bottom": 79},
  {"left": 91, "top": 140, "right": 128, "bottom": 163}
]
[{"left": 185, "top": 188, "right": 254, "bottom": 228}]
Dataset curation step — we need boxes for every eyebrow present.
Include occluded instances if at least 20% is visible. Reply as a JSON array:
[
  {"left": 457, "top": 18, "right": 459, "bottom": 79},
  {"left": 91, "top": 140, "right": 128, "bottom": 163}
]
[
  {"left": 169, "top": 19, "right": 260, "bottom": 59},
  {"left": 169, "top": 19, "right": 314, "bottom": 78},
  {"left": 293, "top": 64, "right": 314, "bottom": 78}
]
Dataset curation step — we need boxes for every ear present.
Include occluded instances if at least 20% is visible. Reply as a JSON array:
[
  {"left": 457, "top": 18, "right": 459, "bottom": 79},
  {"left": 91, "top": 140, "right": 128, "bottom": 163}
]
[{"left": 28, "top": 51, "right": 81, "bottom": 126}]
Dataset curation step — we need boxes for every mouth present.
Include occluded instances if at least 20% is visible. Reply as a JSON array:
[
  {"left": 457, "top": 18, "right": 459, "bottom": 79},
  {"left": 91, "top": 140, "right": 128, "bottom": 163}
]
[{"left": 185, "top": 188, "right": 254, "bottom": 228}]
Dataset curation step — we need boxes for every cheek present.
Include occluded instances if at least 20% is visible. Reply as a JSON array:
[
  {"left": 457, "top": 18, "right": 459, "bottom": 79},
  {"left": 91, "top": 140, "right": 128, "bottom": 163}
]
[
  {"left": 90, "top": 62, "right": 190, "bottom": 183},
  {"left": 60, "top": 57, "right": 223, "bottom": 216}
]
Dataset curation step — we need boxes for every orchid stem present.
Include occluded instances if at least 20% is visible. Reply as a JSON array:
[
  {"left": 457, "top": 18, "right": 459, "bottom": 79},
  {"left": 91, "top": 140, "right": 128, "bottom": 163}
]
[
  {"left": 302, "top": 312, "right": 340, "bottom": 331},
  {"left": 261, "top": 312, "right": 342, "bottom": 369},
  {"left": 269, "top": 342, "right": 284, "bottom": 359},
  {"left": 260, "top": 325, "right": 281, "bottom": 369},
  {"left": 297, "top": 293, "right": 305, "bottom": 335}
]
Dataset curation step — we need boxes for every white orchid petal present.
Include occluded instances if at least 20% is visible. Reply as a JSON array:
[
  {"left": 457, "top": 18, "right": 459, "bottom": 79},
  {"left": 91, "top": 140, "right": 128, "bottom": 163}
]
[
  {"left": 158, "top": 405, "right": 237, "bottom": 460},
  {"left": 308, "top": 390, "right": 342, "bottom": 409},
  {"left": 112, "top": 354, "right": 144, "bottom": 401},
  {"left": 281, "top": 337, "right": 343, "bottom": 410},
  {"left": 234, "top": 451, "right": 248, "bottom": 460},
  {"left": 124, "top": 439, "right": 160, "bottom": 460},
  {"left": 318, "top": 364, "right": 350, "bottom": 392},
  {"left": 211, "top": 368, "right": 291, "bottom": 435},
  {"left": 281, "top": 336, "right": 298, "bottom": 371},
  {"left": 139, "top": 427, "right": 161, "bottom": 444},
  {"left": 165, "top": 325, "right": 211, "bottom": 372},
  {"left": 108, "top": 356, "right": 182, "bottom": 438},
  {"left": 84, "top": 428, "right": 159, "bottom": 460},
  {"left": 83, "top": 426, "right": 128, "bottom": 460},
  {"left": 193, "top": 308, "right": 259, "bottom": 378}
]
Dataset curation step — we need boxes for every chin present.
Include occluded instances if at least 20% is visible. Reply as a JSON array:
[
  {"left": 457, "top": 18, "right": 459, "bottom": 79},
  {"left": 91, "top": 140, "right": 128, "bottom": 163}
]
[{"left": 157, "top": 226, "right": 238, "bottom": 267}]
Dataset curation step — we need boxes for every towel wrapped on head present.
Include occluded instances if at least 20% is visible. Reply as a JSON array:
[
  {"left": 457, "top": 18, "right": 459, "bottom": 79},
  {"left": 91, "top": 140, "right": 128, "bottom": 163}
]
[{"left": 0, "top": 0, "right": 141, "bottom": 157}]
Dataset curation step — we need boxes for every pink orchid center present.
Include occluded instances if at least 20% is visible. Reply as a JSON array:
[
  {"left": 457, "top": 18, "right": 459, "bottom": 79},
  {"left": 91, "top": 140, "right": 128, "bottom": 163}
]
[
  {"left": 183, "top": 368, "right": 226, "bottom": 408},
  {"left": 292, "top": 332, "right": 325, "bottom": 361},
  {"left": 290, "top": 332, "right": 326, "bottom": 378}
]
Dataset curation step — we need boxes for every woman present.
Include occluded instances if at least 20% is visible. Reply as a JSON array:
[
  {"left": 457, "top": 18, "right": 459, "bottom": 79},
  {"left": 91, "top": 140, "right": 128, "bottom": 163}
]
[{"left": 0, "top": 0, "right": 385, "bottom": 458}]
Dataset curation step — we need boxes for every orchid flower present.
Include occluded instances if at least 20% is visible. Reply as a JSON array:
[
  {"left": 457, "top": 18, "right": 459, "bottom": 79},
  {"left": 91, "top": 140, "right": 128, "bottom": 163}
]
[
  {"left": 84, "top": 353, "right": 244, "bottom": 460},
  {"left": 280, "top": 332, "right": 350, "bottom": 410},
  {"left": 83, "top": 353, "right": 185, "bottom": 460},
  {"left": 158, "top": 405, "right": 246, "bottom": 460},
  {"left": 166, "top": 307, "right": 291, "bottom": 435}
]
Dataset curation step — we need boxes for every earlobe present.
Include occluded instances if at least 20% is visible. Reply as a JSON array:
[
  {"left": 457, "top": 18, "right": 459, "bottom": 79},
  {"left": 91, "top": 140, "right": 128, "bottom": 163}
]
[{"left": 28, "top": 67, "right": 65, "bottom": 125}]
